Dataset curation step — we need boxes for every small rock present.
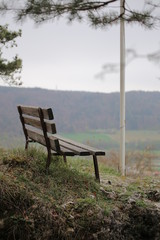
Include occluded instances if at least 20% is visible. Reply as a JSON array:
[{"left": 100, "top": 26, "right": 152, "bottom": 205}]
[
  {"left": 66, "top": 228, "right": 74, "bottom": 233},
  {"left": 0, "top": 219, "right": 4, "bottom": 229},
  {"left": 128, "top": 198, "right": 136, "bottom": 205},
  {"left": 100, "top": 187, "right": 117, "bottom": 200}
]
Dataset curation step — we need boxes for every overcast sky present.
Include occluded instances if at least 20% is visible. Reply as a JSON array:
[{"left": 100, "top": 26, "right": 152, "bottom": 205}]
[{"left": 1, "top": 2, "right": 160, "bottom": 93}]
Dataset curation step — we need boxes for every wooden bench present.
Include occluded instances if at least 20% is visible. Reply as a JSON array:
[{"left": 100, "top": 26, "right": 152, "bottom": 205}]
[{"left": 17, "top": 105, "right": 105, "bottom": 182}]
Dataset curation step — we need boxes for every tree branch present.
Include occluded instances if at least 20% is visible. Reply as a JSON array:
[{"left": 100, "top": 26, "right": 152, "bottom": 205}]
[{"left": 0, "top": 0, "right": 159, "bottom": 28}]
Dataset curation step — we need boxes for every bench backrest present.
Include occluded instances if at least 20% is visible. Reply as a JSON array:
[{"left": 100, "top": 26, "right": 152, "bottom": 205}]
[{"left": 17, "top": 105, "right": 60, "bottom": 152}]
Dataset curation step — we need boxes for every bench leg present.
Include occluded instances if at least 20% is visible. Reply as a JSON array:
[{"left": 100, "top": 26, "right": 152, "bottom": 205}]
[
  {"left": 46, "top": 150, "right": 51, "bottom": 174},
  {"left": 25, "top": 140, "right": 29, "bottom": 150},
  {"left": 93, "top": 155, "right": 100, "bottom": 183},
  {"left": 63, "top": 155, "right": 67, "bottom": 163}
]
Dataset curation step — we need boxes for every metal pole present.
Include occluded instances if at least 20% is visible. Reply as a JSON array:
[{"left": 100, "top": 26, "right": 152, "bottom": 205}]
[{"left": 120, "top": 0, "right": 126, "bottom": 176}]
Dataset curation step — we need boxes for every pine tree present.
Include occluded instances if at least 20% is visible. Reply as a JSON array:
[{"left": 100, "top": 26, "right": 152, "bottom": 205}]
[{"left": 0, "top": 24, "right": 22, "bottom": 85}]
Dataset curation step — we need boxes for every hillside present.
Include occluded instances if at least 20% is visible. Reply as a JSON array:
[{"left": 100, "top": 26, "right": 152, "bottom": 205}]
[
  {"left": 0, "top": 148, "right": 160, "bottom": 240},
  {"left": 1, "top": 87, "right": 160, "bottom": 146}
]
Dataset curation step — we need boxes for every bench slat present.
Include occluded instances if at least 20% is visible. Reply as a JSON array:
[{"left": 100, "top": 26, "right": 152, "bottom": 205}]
[
  {"left": 49, "top": 136, "right": 75, "bottom": 155},
  {"left": 55, "top": 134, "right": 105, "bottom": 155},
  {"left": 18, "top": 106, "right": 54, "bottom": 120},
  {"left": 24, "top": 117, "right": 42, "bottom": 130},
  {"left": 51, "top": 147, "right": 75, "bottom": 156},
  {"left": 49, "top": 136, "right": 60, "bottom": 152},
  {"left": 24, "top": 117, "right": 56, "bottom": 134},
  {"left": 50, "top": 136, "right": 88, "bottom": 156},
  {"left": 26, "top": 129, "right": 46, "bottom": 146},
  {"left": 45, "top": 121, "right": 57, "bottom": 134},
  {"left": 27, "top": 129, "right": 60, "bottom": 152},
  {"left": 59, "top": 140, "right": 90, "bottom": 156},
  {"left": 59, "top": 147, "right": 76, "bottom": 156}
]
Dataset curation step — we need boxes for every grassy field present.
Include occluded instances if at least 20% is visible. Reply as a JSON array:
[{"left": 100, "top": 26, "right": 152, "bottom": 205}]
[
  {"left": 62, "top": 131, "right": 113, "bottom": 150},
  {"left": 0, "top": 130, "right": 160, "bottom": 172},
  {"left": 62, "top": 130, "right": 160, "bottom": 173},
  {"left": 63, "top": 130, "right": 160, "bottom": 151},
  {"left": 63, "top": 131, "right": 111, "bottom": 143},
  {"left": 1, "top": 129, "right": 160, "bottom": 152}
]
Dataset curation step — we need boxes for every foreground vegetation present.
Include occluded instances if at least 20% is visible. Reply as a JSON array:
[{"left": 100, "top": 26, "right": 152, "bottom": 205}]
[{"left": 0, "top": 147, "right": 160, "bottom": 240}]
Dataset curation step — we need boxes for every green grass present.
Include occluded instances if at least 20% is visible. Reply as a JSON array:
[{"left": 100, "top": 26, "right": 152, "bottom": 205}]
[
  {"left": 2, "top": 130, "right": 160, "bottom": 153},
  {"left": 0, "top": 147, "right": 160, "bottom": 239},
  {"left": 62, "top": 131, "right": 112, "bottom": 147},
  {"left": 0, "top": 147, "right": 115, "bottom": 239}
]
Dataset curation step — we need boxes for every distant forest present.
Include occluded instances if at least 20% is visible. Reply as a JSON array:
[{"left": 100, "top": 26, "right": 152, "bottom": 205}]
[{"left": 0, "top": 86, "right": 160, "bottom": 137}]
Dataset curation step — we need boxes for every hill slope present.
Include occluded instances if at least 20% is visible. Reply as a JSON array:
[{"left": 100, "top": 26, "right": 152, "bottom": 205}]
[{"left": 0, "top": 148, "right": 160, "bottom": 240}]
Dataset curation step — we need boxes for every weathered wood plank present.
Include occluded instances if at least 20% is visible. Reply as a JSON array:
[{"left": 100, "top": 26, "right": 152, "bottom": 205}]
[
  {"left": 44, "top": 121, "right": 57, "bottom": 134},
  {"left": 24, "top": 117, "right": 56, "bottom": 134},
  {"left": 49, "top": 136, "right": 78, "bottom": 155},
  {"left": 55, "top": 134, "right": 105, "bottom": 155},
  {"left": 26, "top": 129, "right": 46, "bottom": 146},
  {"left": 49, "top": 136, "right": 60, "bottom": 152},
  {"left": 42, "top": 108, "right": 54, "bottom": 120},
  {"left": 59, "top": 140, "right": 90, "bottom": 156},
  {"left": 18, "top": 106, "right": 39, "bottom": 117},
  {"left": 59, "top": 147, "right": 75, "bottom": 156},
  {"left": 26, "top": 128, "right": 60, "bottom": 151},
  {"left": 24, "top": 117, "right": 42, "bottom": 130},
  {"left": 51, "top": 150, "right": 60, "bottom": 155},
  {"left": 18, "top": 105, "right": 54, "bottom": 120}
]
